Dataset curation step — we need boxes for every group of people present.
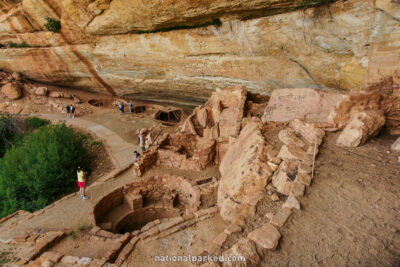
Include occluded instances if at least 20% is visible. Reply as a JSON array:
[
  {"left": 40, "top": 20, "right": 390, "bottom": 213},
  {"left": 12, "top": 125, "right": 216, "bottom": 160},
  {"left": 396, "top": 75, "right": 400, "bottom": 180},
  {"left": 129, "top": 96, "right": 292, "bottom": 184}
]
[
  {"left": 76, "top": 100, "right": 147, "bottom": 200},
  {"left": 66, "top": 104, "right": 76, "bottom": 118},
  {"left": 119, "top": 101, "right": 134, "bottom": 115}
]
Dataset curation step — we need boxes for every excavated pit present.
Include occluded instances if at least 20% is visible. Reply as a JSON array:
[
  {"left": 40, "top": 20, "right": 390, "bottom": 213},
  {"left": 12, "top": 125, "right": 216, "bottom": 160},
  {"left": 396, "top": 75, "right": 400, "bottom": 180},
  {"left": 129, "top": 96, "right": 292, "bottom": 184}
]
[
  {"left": 131, "top": 106, "right": 146, "bottom": 113},
  {"left": 154, "top": 108, "right": 182, "bottom": 123},
  {"left": 94, "top": 175, "right": 203, "bottom": 234},
  {"left": 88, "top": 99, "right": 104, "bottom": 107}
]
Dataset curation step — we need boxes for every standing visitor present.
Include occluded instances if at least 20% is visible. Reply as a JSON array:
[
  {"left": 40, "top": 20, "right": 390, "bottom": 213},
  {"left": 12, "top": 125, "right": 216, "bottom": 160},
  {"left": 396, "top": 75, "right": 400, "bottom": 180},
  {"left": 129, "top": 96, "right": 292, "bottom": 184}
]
[
  {"left": 138, "top": 132, "right": 146, "bottom": 152},
  {"left": 77, "top": 166, "right": 88, "bottom": 200},
  {"left": 129, "top": 101, "right": 133, "bottom": 113},
  {"left": 119, "top": 103, "right": 124, "bottom": 115},
  {"left": 70, "top": 104, "right": 75, "bottom": 119},
  {"left": 66, "top": 104, "right": 70, "bottom": 118}
]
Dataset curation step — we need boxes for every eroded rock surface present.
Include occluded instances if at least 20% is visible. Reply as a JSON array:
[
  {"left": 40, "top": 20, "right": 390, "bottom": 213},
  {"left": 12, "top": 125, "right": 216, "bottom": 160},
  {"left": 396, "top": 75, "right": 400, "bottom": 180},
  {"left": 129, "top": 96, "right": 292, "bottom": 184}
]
[
  {"left": 262, "top": 88, "right": 345, "bottom": 123},
  {"left": 0, "top": 0, "right": 398, "bottom": 104},
  {"left": 218, "top": 119, "right": 273, "bottom": 222}
]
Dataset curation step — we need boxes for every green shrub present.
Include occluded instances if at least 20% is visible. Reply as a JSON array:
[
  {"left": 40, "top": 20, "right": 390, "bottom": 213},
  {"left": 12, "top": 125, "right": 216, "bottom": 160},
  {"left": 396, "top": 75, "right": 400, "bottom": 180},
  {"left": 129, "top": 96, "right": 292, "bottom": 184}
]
[
  {"left": 8, "top": 42, "right": 37, "bottom": 48},
  {"left": 0, "top": 116, "right": 17, "bottom": 157},
  {"left": 78, "top": 223, "right": 92, "bottom": 232},
  {"left": 44, "top": 17, "right": 61, "bottom": 33},
  {"left": 0, "top": 124, "right": 90, "bottom": 218},
  {"left": 299, "top": 0, "right": 332, "bottom": 7},
  {"left": 69, "top": 230, "right": 76, "bottom": 239},
  {"left": 24, "top": 117, "right": 49, "bottom": 129}
]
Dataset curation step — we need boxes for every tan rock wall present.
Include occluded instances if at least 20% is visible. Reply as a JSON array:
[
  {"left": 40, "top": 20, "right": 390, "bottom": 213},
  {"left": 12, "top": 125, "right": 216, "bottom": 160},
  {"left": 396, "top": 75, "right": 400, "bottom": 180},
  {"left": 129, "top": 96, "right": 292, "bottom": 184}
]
[{"left": 0, "top": 0, "right": 398, "bottom": 105}]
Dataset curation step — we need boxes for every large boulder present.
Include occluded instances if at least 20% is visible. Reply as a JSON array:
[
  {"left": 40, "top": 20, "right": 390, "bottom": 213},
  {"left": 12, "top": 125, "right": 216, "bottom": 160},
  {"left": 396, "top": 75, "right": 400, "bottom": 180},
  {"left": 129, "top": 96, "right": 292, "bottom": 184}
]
[
  {"left": 218, "top": 119, "right": 273, "bottom": 222},
  {"left": 262, "top": 88, "right": 345, "bottom": 123},
  {"left": 329, "top": 77, "right": 400, "bottom": 134},
  {"left": 336, "top": 110, "right": 385, "bottom": 147},
  {"left": 2, "top": 82, "right": 22, "bottom": 100},
  {"left": 328, "top": 91, "right": 383, "bottom": 128}
]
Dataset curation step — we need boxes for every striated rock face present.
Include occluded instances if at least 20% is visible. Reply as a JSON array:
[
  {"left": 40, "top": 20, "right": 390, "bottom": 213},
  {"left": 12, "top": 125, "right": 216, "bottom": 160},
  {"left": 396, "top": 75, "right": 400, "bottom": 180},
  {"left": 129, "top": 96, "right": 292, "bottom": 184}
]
[
  {"left": 0, "top": 0, "right": 399, "bottom": 105},
  {"left": 64, "top": 0, "right": 304, "bottom": 35}
]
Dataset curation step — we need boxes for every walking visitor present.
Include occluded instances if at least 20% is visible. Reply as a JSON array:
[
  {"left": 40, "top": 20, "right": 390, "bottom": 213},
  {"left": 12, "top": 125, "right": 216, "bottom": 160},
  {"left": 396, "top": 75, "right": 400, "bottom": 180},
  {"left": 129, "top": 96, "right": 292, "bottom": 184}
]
[{"left": 77, "top": 166, "right": 88, "bottom": 200}]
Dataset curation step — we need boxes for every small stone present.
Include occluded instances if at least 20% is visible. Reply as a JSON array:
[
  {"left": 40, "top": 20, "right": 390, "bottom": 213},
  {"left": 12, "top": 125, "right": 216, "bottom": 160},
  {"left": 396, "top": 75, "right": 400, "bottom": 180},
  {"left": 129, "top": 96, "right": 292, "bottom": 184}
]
[
  {"left": 278, "top": 144, "right": 307, "bottom": 161},
  {"left": 213, "top": 232, "right": 228, "bottom": 247},
  {"left": 270, "top": 207, "right": 292, "bottom": 227},
  {"left": 391, "top": 137, "right": 400, "bottom": 151},
  {"left": 247, "top": 223, "right": 281, "bottom": 250},
  {"left": 61, "top": 256, "right": 79, "bottom": 265},
  {"left": 267, "top": 161, "right": 279, "bottom": 171},
  {"left": 270, "top": 157, "right": 282, "bottom": 165},
  {"left": 283, "top": 195, "right": 301, "bottom": 210},
  {"left": 41, "top": 260, "right": 53, "bottom": 267},
  {"left": 34, "top": 87, "right": 48, "bottom": 96},
  {"left": 40, "top": 251, "right": 63, "bottom": 263},
  {"left": 296, "top": 173, "right": 312, "bottom": 186},
  {"left": 13, "top": 232, "right": 29, "bottom": 242},
  {"left": 298, "top": 163, "right": 312, "bottom": 174},
  {"left": 271, "top": 193, "right": 280, "bottom": 202},
  {"left": 224, "top": 224, "right": 242, "bottom": 235},
  {"left": 77, "top": 257, "right": 92, "bottom": 266},
  {"left": 290, "top": 182, "right": 305, "bottom": 197},
  {"left": 89, "top": 226, "right": 101, "bottom": 235}
]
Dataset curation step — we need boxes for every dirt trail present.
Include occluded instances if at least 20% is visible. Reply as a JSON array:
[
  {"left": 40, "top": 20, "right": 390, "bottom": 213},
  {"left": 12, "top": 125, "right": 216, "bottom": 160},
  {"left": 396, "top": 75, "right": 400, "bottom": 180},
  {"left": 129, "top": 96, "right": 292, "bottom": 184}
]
[
  {"left": 263, "top": 131, "right": 400, "bottom": 266},
  {"left": 0, "top": 168, "right": 136, "bottom": 243}
]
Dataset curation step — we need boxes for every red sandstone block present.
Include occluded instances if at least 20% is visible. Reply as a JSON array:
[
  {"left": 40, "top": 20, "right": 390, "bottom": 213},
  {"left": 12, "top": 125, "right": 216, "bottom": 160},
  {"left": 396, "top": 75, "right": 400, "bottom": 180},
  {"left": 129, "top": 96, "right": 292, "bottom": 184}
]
[
  {"left": 139, "top": 227, "right": 159, "bottom": 240},
  {"left": 247, "top": 223, "right": 281, "bottom": 250},
  {"left": 96, "top": 230, "right": 115, "bottom": 239},
  {"left": 270, "top": 207, "right": 292, "bottom": 227},
  {"left": 224, "top": 224, "right": 242, "bottom": 235},
  {"left": 40, "top": 251, "right": 63, "bottom": 263}
]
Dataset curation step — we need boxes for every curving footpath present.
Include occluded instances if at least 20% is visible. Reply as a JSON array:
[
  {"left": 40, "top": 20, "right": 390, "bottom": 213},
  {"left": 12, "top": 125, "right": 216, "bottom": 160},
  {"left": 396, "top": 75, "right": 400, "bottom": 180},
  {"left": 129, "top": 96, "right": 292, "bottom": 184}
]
[
  {"left": 0, "top": 113, "right": 139, "bottom": 244},
  {"left": 38, "top": 114, "right": 138, "bottom": 168}
]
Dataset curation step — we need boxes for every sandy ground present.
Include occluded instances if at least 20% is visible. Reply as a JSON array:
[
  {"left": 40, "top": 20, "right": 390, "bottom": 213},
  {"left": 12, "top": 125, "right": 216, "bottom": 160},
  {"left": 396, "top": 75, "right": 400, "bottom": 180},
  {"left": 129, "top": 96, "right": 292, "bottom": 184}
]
[{"left": 263, "top": 130, "right": 400, "bottom": 267}]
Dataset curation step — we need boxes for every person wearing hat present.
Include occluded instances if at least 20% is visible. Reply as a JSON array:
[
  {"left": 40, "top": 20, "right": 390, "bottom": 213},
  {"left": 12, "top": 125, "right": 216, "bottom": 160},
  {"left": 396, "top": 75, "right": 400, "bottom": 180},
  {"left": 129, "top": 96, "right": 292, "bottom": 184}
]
[{"left": 77, "top": 166, "right": 88, "bottom": 200}]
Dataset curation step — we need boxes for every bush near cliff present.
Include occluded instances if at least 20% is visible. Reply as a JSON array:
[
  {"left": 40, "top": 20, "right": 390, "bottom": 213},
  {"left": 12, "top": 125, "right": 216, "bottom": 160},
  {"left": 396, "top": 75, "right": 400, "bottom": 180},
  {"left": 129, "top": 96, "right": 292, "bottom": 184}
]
[
  {"left": 0, "top": 116, "right": 18, "bottom": 157},
  {"left": 0, "top": 123, "right": 90, "bottom": 218},
  {"left": 44, "top": 17, "right": 61, "bottom": 33}
]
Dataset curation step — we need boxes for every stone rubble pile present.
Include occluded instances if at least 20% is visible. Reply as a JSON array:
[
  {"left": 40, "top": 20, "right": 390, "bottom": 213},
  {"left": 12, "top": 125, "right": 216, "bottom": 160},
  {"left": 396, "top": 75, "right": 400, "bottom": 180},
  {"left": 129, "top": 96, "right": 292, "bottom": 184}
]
[{"left": 329, "top": 77, "right": 400, "bottom": 146}]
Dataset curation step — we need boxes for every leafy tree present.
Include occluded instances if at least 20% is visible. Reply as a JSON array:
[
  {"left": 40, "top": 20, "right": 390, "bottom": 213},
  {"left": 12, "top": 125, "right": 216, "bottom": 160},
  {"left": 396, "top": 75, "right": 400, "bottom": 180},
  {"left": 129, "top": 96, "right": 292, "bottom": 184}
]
[
  {"left": 0, "top": 124, "right": 90, "bottom": 218},
  {"left": 24, "top": 117, "right": 49, "bottom": 129},
  {"left": 0, "top": 116, "right": 17, "bottom": 157},
  {"left": 44, "top": 17, "right": 61, "bottom": 33}
]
